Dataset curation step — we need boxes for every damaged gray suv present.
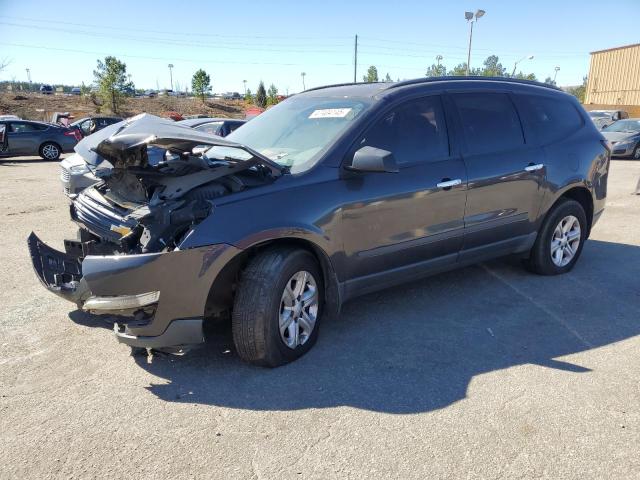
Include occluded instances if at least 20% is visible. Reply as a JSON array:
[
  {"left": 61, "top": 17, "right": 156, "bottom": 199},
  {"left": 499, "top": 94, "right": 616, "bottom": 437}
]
[{"left": 29, "top": 77, "right": 610, "bottom": 367}]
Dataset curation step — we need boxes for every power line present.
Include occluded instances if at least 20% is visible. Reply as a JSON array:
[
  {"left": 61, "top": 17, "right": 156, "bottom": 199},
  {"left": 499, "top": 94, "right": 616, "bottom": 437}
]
[
  {"left": 0, "top": 15, "right": 352, "bottom": 41},
  {"left": 0, "top": 42, "right": 351, "bottom": 67},
  {"left": 0, "top": 22, "right": 351, "bottom": 54}
]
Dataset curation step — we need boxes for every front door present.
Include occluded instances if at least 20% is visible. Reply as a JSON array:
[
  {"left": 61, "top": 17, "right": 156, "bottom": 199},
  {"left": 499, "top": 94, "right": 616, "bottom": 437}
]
[
  {"left": 7, "top": 121, "right": 41, "bottom": 155},
  {"left": 449, "top": 92, "right": 546, "bottom": 258},
  {"left": 341, "top": 95, "right": 467, "bottom": 295}
]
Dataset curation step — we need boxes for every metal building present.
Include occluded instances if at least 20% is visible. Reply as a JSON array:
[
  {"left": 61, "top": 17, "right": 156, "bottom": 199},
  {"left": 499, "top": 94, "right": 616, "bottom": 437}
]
[{"left": 585, "top": 43, "right": 640, "bottom": 107}]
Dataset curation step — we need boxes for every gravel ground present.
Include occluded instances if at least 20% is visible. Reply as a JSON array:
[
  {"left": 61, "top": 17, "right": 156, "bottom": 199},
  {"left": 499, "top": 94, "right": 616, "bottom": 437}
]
[{"left": 1, "top": 156, "right": 639, "bottom": 479}]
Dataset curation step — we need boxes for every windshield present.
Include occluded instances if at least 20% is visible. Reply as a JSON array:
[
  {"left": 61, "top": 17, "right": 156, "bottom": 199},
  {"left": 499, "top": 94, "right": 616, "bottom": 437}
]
[
  {"left": 603, "top": 120, "right": 640, "bottom": 133},
  {"left": 206, "top": 95, "right": 370, "bottom": 173},
  {"left": 589, "top": 111, "right": 608, "bottom": 118}
]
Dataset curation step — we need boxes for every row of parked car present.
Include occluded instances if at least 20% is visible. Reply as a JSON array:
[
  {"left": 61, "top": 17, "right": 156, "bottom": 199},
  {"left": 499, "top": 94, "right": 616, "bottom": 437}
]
[{"left": 588, "top": 110, "right": 640, "bottom": 160}]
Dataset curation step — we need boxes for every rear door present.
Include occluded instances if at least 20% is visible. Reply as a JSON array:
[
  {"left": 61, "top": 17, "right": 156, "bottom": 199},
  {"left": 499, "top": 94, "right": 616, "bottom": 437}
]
[
  {"left": 7, "top": 121, "right": 46, "bottom": 155},
  {"left": 341, "top": 94, "right": 467, "bottom": 290},
  {"left": 449, "top": 91, "right": 546, "bottom": 258}
]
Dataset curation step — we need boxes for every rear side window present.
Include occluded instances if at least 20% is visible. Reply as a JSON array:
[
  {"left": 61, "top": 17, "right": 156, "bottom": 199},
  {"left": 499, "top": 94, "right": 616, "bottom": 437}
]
[
  {"left": 359, "top": 96, "right": 449, "bottom": 165},
  {"left": 9, "top": 122, "right": 46, "bottom": 133},
  {"left": 518, "top": 95, "right": 583, "bottom": 144},
  {"left": 452, "top": 93, "right": 524, "bottom": 154}
]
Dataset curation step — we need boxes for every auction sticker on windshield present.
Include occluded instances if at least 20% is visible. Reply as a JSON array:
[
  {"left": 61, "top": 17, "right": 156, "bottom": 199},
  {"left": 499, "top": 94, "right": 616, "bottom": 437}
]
[{"left": 309, "top": 108, "right": 352, "bottom": 119}]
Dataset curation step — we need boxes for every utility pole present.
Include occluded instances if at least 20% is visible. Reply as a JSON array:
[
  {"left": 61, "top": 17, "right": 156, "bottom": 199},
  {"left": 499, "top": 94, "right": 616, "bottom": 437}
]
[
  {"left": 301, "top": 72, "right": 306, "bottom": 91},
  {"left": 243, "top": 79, "right": 247, "bottom": 95},
  {"left": 353, "top": 34, "right": 358, "bottom": 83},
  {"left": 25, "top": 68, "right": 31, "bottom": 91},
  {"left": 553, "top": 66, "right": 560, "bottom": 84},
  {"left": 168, "top": 64, "right": 174, "bottom": 91}
]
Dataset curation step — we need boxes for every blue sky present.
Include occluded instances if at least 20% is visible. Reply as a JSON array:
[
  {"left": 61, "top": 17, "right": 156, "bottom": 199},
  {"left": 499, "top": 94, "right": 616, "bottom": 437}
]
[{"left": 0, "top": 0, "right": 638, "bottom": 93}]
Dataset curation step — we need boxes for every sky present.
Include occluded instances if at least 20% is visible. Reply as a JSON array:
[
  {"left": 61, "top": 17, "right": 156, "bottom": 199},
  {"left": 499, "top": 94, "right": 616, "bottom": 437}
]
[{"left": 0, "top": 0, "right": 639, "bottom": 94}]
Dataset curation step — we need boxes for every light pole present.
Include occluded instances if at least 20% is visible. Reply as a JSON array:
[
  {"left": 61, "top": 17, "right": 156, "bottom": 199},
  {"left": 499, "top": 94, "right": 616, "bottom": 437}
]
[
  {"left": 553, "top": 66, "right": 560, "bottom": 84},
  {"left": 465, "top": 9, "right": 486, "bottom": 76},
  {"left": 25, "top": 68, "right": 31, "bottom": 91},
  {"left": 511, "top": 54, "right": 534, "bottom": 77},
  {"left": 243, "top": 79, "right": 247, "bottom": 95},
  {"left": 168, "top": 64, "right": 174, "bottom": 91},
  {"left": 301, "top": 72, "right": 306, "bottom": 91}
]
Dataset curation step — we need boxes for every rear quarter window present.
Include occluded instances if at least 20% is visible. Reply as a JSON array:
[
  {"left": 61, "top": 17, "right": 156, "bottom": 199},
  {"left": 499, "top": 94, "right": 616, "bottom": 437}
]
[{"left": 517, "top": 94, "right": 583, "bottom": 145}]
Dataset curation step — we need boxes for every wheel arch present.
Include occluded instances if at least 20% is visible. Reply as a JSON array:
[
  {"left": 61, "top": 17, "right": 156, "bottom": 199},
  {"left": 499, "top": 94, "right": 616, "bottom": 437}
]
[
  {"left": 203, "top": 236, "right": 341, "bottom": 325},
  {"left": 550, "top": 185, "right": 594, "bottom": 236}
]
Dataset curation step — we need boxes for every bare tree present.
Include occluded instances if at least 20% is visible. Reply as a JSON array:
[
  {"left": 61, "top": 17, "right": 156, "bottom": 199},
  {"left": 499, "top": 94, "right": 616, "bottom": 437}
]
[{"left": 0, "top": 58, "right": 12, "bottom": 73}]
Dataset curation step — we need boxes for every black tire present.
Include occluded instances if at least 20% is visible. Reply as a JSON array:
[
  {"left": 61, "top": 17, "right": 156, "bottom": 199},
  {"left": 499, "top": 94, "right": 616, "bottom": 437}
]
[
  {"left": 524, "top": 198, "right": 587, "bottom": 275},
  {"left": 632, "top": 144, "right": 640, "bottom": 160},
  {"left": 39, "top": 142, "right": 61, "bottom": 160},
  {"left": 232, "top": 247, "right": 323, "bottom": 367}
]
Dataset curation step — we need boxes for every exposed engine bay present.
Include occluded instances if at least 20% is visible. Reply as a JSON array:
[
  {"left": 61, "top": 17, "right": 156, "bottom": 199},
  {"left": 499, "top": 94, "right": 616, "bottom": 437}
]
[{"left": 65, "top": 113, "right": 283, "bottom": 257}]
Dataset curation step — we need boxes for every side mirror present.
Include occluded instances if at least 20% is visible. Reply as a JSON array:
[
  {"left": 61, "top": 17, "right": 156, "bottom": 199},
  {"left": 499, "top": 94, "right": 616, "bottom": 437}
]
[{"left": 345, "top": 146, "right": 399, "bottom": 173}]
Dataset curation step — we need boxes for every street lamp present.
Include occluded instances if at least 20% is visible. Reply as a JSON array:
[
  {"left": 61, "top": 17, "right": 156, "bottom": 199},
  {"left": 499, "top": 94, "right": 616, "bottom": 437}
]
[
  {"left": 553, "top": 66, "right": 560, "bottom": 84},
  {"left": 465, "top": 9, "right": 485, "bottom": 76},
  {"left": 25, "top": 68, "right": 31, "bottom": 91},
  {"left": 168, "top": 64, "right": 174, "bottom": 91},
  {"left": 301, "top": 72, "right": 306, "bottom": 91},
  {"left": 511, "top": 54, "right": 534, "bottom": 77},
  {"left": 436, "top": 55, "right": 443, "bottom": 66},
  {"left": 243, "top": 79, "right": 247, "bottom": 95}
]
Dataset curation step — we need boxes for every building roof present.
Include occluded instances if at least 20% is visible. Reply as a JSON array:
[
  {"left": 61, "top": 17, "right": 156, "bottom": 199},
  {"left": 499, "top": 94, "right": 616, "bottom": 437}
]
[{"left": 590, "top": 43, "right": 640, "bottom": 55}]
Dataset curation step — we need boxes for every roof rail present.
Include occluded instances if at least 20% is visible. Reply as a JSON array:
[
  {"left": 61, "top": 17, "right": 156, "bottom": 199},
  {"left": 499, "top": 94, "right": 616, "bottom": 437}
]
[
  {"left": 303, "top": 81, "right": 384, "bottom": 93},
  {"left": 386, "top": 76, "right": 563, "bottom": 91}
]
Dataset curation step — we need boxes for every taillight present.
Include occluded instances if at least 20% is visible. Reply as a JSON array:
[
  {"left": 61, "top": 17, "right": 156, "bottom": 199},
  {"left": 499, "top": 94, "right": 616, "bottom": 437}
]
[{"left": 64, "top": 129, "right": 82, "bottom": 141}]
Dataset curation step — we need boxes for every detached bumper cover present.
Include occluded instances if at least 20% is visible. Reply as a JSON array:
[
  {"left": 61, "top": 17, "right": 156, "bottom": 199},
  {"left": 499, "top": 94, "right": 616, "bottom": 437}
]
[{"left": 28, "top": 231, "right": 242, "bottom": 349}]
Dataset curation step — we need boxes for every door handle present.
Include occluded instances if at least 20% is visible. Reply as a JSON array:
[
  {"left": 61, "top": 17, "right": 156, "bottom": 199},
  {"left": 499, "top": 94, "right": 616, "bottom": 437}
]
[
  {"left": 436, "top": 178, "right": 462, "bottom": 189},
  {"left": 524, "top": 163, "right": 544, "bottom": 172}
]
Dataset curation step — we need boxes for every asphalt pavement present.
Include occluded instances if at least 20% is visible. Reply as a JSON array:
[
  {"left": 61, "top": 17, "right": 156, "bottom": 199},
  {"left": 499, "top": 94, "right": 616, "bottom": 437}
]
[{"left": 1, "top": 155, "right": 639, "bottom": 479}]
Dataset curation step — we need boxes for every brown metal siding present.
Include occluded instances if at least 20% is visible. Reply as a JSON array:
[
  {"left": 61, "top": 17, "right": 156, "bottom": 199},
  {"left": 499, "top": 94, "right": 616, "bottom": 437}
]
[{"left": 585, "top": 44, "right": 640, "bottom": 106}]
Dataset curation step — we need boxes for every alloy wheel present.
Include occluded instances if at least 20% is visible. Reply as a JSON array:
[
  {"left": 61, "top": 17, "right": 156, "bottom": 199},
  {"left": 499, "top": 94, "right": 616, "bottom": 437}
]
[
  {"left": 279, "top": 270, "right": 318, "bottom": 349},
  {"left": 550, "top": 215, "right": 581, "bottom": 267},
  {"left": 42, "top": 144, "right": 59, "bottom": 159}
]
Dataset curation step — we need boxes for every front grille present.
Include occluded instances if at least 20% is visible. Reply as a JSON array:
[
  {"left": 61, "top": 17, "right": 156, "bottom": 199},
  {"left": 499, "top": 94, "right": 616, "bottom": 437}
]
[
  {"left": 60, "top": 166, "right": 70, "bottom": 182},
  {"left": 71, "top": 188, "right": 138, "bottom": 243}
]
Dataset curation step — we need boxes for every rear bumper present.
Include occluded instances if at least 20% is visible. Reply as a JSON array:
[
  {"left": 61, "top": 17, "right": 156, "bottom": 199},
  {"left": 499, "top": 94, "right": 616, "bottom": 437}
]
[{"left": 28, "top": 231, "right": 242, "bottom": 349}]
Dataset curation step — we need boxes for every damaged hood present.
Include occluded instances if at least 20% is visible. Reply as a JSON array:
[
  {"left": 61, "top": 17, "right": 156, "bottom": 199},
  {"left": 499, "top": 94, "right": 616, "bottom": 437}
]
[{"left": 74, "top": 113, "right": 282, "bottom": 174}]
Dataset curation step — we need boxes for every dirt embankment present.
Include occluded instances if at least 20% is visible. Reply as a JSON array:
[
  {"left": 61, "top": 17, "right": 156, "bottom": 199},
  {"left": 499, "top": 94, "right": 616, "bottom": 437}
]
[{"left": 0, "top": 93, "right": 247, "bottom": 121}]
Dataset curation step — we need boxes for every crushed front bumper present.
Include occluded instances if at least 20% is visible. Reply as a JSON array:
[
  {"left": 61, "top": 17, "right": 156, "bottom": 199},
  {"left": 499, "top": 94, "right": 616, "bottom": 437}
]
[{"left": 28, "top": 231, "right": 241, "bottom": 349}]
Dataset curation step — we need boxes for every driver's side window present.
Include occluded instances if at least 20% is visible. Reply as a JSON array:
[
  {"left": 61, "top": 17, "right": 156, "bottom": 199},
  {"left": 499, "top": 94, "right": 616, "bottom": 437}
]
[{"left": 358, "top": 96, "right": 449, "bottom": 166}]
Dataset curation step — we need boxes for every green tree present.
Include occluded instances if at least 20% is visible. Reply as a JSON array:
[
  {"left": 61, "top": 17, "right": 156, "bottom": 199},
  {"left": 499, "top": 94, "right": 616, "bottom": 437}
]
[
  {"left": 425, "top": 63, "right": 447, "bottom": 77},
  {"left": 267, "top": 83, "right": 279, "bottom": 106},
  {"left": 566, "top": 76, "right": 587, "bottom": 103},
  {"left": 480, "top": 55, "right": 507, "bottom": 77},
  {"left": 543, "top": 76, "right": 555, "bottom": 85},
  {"left": 255, "top": 81, "right": 267, "bottom": 108},
  {"left": 513, "top": 72, "right": 538, "bottom": 81},
  {"left": 449, "top": 63, "right": 470, "bottom": 76},
  {"left": 363, "top": 65, "right": 379, "bottom": 83},
  {"left": 191, "top": 69, "right": 211, "bottom": 103},
  {"left": 244, "top": 88, "right": 253, "bottom": 103},
  {"left": 384, "top": 73, "right": 393, "bottom": 82},
  {"left": 93, "top": 56, "right": 133, "bottom": 113}
]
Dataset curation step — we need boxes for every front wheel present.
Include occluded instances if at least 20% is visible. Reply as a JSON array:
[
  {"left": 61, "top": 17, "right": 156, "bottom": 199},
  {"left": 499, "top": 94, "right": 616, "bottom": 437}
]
[
  {"left": 232, "top": 247, "right": 323, "bottom": 367},
  {"left": 525, "top": 199, "right": 587, "bottom": 275},
  {"left": 632, "top": 145, "right": 640, "bottom": 160}
]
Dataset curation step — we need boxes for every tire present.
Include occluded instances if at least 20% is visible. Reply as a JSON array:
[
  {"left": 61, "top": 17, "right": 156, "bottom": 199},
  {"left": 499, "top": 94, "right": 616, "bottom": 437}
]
[
  {"left": 232, "top": 247, "right": 323, "bottom": 367},
  {"left": 39, "top": 142, "right": 61, "bottom": 160},
  {"left": 632, "top": 144, "right": 640, "bottom": 160},
  {"left": 524, "top": 198, "right": 587, "bottom": 275}
]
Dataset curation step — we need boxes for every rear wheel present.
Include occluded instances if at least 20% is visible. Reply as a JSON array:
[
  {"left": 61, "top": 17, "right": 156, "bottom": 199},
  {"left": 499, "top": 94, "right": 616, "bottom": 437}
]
[
  {"left": 39, "top": 142, "right": 61, "bottom": 160},
  {"left": 525, "top": 199, "right": 587, "bottom": 275},
  {"left": 232, "top": 247, "right": 323, "bottom": 367},
  {"left": 632, "top": 145, "right": 640, "bottom": 160}
]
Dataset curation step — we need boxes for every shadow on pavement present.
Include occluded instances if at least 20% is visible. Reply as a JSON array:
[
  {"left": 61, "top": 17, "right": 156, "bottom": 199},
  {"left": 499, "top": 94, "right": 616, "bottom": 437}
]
[{"left": 81, "top": 239, "right": 640, "bottom": 413}]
